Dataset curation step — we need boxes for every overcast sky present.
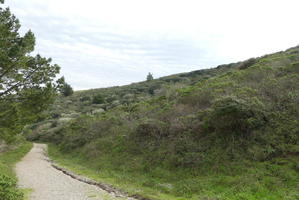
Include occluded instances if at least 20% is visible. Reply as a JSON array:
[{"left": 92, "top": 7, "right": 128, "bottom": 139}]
[{"left": 3, "top": 0, "right": 299, "bottom": 90}]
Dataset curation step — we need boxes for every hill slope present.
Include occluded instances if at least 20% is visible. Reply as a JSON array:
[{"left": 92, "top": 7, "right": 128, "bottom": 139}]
[{"left": 26, "top": 46, "right": 299, "bottom": 200}]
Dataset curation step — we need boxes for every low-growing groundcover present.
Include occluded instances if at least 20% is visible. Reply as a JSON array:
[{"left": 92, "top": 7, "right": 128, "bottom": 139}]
[
  {"left": 48, "top": 145, "right": 299, "bottom": 200},
  {"left": 0, "top": 141, "right": 32, "bottom": 200},
  {"left": 29, "top": 46, "right": 299, "bottom": 199}
]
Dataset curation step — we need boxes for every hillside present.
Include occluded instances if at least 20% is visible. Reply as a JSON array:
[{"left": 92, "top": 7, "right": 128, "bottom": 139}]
[
  {"left": 26, "top": 46, "right": 299, "bottom": 200},
  {"left": 46, "top": 62, "right": 238, "bottom": 118}
]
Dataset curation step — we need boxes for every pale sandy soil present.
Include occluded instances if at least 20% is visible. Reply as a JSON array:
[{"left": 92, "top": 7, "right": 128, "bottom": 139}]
[{"left": 15, "top": 143, "right": 128, "bottom": 200}]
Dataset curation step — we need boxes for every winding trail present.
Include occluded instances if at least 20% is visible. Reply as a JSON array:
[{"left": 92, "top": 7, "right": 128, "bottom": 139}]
[{"left": 15, "top": 143, "right": 126, "bottom": 200}]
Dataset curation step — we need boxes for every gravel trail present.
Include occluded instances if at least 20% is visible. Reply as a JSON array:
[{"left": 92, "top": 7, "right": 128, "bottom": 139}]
[{"left": 15, "top": 143, "right": 124, "bottom": 200}]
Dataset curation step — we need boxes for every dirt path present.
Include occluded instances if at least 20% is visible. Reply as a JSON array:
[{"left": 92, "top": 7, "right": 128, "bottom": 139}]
[{"left": 15, "top": 143, "right": 127, "bottom": 200}]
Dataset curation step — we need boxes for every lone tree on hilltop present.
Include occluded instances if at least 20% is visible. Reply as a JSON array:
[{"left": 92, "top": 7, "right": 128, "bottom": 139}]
[{"left": 146, "top": 72, "right": 154, "bottom": 81}]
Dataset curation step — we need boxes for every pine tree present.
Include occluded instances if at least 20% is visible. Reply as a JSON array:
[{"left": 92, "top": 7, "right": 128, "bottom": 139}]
[
  {"left": 0, "top": 1, "right": 62, "bottom": 141},
  {"left": 59, "top": 77, "right": 74, "bottom": 96},
  {"left": 146, "top": 72, "right": 154, "bottom": 81}
]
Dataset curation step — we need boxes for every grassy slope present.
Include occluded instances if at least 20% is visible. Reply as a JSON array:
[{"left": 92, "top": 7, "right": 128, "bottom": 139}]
[
  {"left": 31, "top": 46, "right": 299, "bottom": 200},
  {"left": 0, "top": 141, "right": 32, "bottom": 200},
  {"left": 48, "top": 145, "right": 298, "bottom": 200},
  {"left": 48, "top": 145, "right": 182, "bottom": 200}
]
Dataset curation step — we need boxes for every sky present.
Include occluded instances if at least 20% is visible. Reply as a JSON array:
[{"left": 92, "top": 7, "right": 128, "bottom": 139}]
[{"left": 3, "top": 0, "right": 299, "bottom": 90}]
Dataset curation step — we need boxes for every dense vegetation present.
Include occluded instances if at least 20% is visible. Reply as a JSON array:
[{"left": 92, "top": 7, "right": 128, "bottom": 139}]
[
  {"left": 41, "top": 62, "right": 237, "bottom": 118},
  {"left": 27, "top": 46, "right": 299, "bottom": 199},
  {"left": 0, "top": 140, "right": 32, "bottom": 200}
]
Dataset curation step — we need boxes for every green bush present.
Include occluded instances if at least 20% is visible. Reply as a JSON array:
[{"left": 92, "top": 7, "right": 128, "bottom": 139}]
[
  {"left": 92, "top": 94, "right": 105, "bottom": 104},
  {"left": 60, "top": 83, "right": 74, "bottom": 97},
  {"left": 0, "top": 175, "right": 23, "bottom": 200},
  {"left": 0, "top": 142, "right": 32, "bottom": 200},
  {"left": 204, "top": 97, "right": 267, "bottom": 137},
  {"left": 238, "top": 58, "right": 257, "bottom": 70},
  {"left": 135, "top": 119, "right": 168, "bottom": 140},
  {"left": 51, "top": 112, "right": 61, "bottom": 119},
  {"left": 79, "top": 96, "right": 91, "bottom": 102}
]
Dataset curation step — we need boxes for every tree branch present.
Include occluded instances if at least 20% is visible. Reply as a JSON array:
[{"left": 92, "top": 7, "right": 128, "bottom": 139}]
[{"left": 0, "top": 65, "right": 41, "bottom": 98}]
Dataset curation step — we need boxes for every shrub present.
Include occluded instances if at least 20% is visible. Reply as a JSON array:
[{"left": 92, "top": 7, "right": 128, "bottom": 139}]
[
  {"left": 80, "top": 96, "right": 91, "bottom": 102},
  {"left": 135, "top": 119, "right": 168, "bottom": 141},
  {"left": 60, "top": 83, "right": 74, "bottom": 96},
  {"left": 0, "top": 174, "right": 23, "bottom": 200},
  {"left": 238, "top": 58, "right": 257, "bottom": 70},
  {"left": 105, "top": 95, "right": 117, "bottom": 103},
  {"left": 51, "top": 112, "right": 61, "bottom": 119},
  {"left": 50, "top": 120, "right": 58, "bottom": 128},
  {"left": 290, "top": 62, "right": 299, "bottom": 73},
  {"left": 148, "top": 87, "right": 155, "bottom": 95},
  {"left": 92, "top": 94, "right": 105, "bottom": 104},
  {"left": 204, "top": 97, "right": 267, "bottom": 137}
]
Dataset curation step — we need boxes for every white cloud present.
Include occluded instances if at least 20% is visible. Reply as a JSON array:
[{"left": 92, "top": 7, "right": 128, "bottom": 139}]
[{"left": 3, "top": 0, "right": 299, "bottom": 89}]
